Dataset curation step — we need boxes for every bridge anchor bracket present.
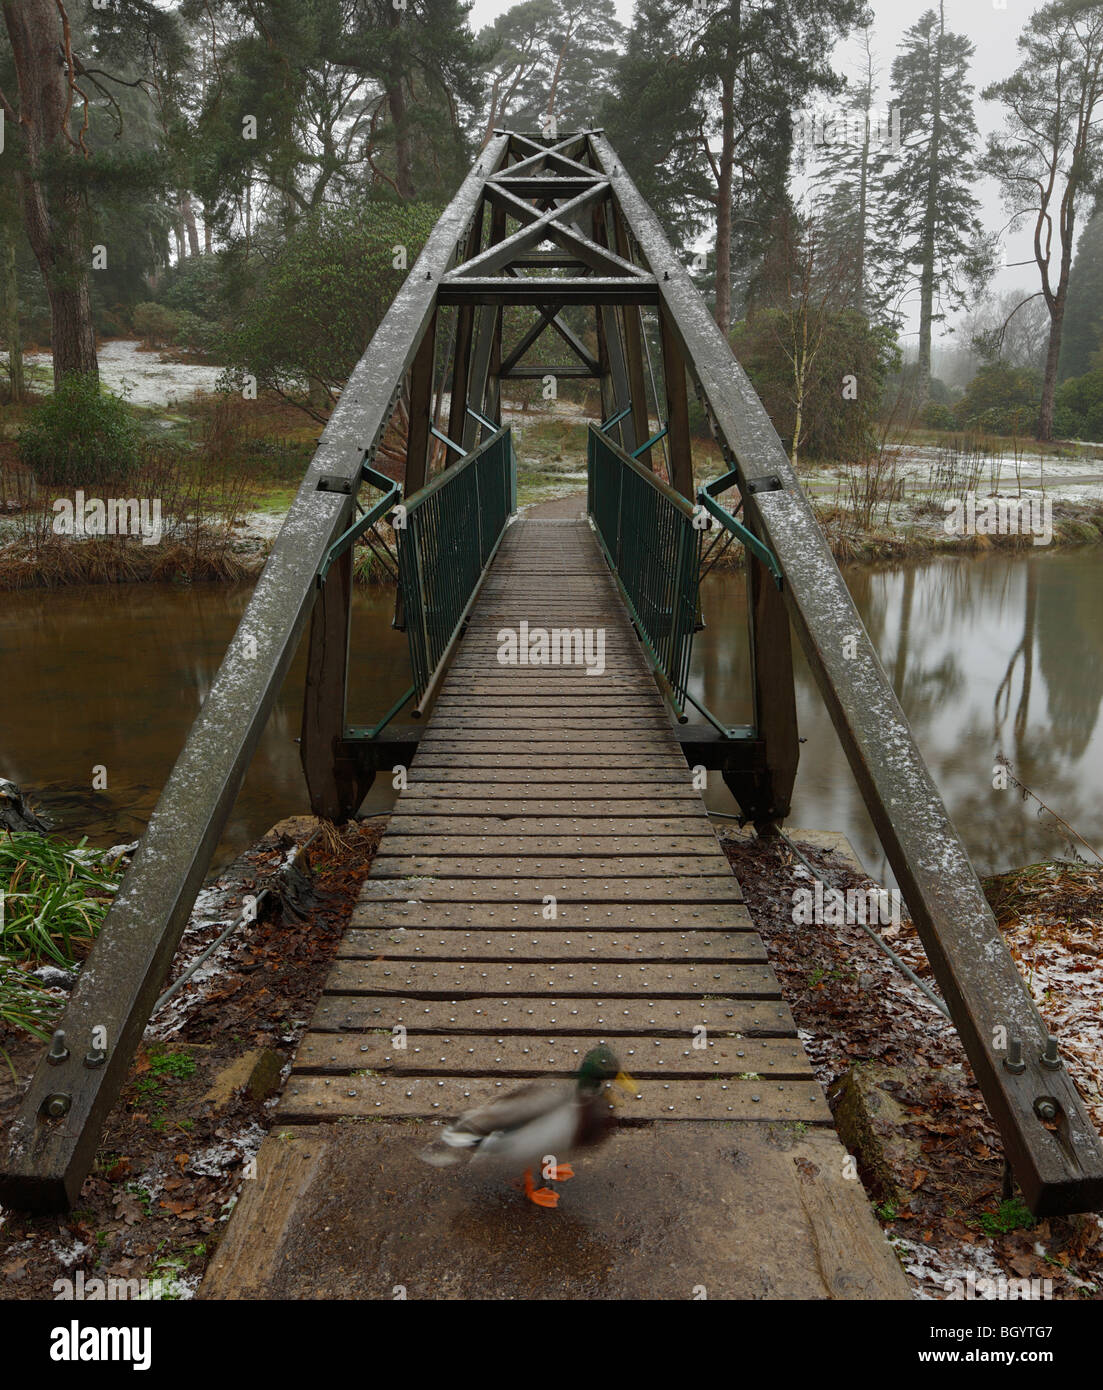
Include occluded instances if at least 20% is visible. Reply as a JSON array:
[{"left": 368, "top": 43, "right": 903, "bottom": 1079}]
[
  {"left": 317, "top": 463, "right": 402, "bottom": 586},
  {"left": 697, "top": 470, "right": 783, "bottom": 589}
]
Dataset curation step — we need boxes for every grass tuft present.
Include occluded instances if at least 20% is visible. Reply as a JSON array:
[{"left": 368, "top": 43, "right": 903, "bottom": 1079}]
[{"left": 0, "top": 833, "right": 125, "bottom": 969}]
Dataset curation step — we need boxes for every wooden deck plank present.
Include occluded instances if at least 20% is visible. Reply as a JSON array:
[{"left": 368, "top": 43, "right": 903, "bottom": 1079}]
[
  {"left": 369, "top": 856, "right": 735, "bottom": 878},
  {"left": 293, "top": 1032, "right": 813, "bottom": 1076},
  {"left": 337, "top": 928, "right": 765, "bottom": 961},
  {"left": 375, "top": 834, "right": 726, "bottom": 854},
  {"left": 385, "top": 817, "right": 716, "bottom": 836},
  {"left": 309, "top": 995, "right": 795, "bottom": 1034},
  {"left": 357, "top": 877, "right": 747, "bottom": 902},
  {"left": 348, "top": 901, "right": 752, "bottom": 929},
  {"left": 323, "top": 959, "right": 777, "bottom": 997},
  {"left": 278, "top": 1075, "right": 830, "bottom": 1123},
  {"left": 389, "top": 798, "right": 706, "bottom": 816}
]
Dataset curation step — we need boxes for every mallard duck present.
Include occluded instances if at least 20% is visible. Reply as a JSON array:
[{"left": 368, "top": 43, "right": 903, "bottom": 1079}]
[{"left": 420, "top": 1045, "right": 636, "bottom": 1208}]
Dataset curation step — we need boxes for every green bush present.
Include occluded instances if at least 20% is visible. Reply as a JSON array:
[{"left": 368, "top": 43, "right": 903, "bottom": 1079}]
[
  {"left": 731, "top": 308, "right": 900, "bottom": 462},
  {"left": 922, "top": 401, "right": 956, "bottom": 430},
  {"left": 94, "top": 303, "right": 133, "bottom": 339},
  {"left": 171, "top": 308, "right": 221, "bottom": 359},
  {"left": 1054, "top": 371, "right": 1103, "bottom": 440},
  {"left": 158, "top": 255, "right": 225, "bottom": 320},
  {"left": 132, "top": 301, "right": 180, "bottom": 349},
  {"left": 18, "top": 375, "right": 141, "bottom": 486},
  {"left": 954, "top": 363, "right": 1040, "bottom": 435},
  {"left": 221, "top": 200, "right": 440, "bottom": 411}
]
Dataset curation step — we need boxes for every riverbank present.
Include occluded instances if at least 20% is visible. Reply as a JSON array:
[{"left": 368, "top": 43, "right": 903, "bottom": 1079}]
[{"left": 6, "top": 370, "right": 1103, "bottom": 585}]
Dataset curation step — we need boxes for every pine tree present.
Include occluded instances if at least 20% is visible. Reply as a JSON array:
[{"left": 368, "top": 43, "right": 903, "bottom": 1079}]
[
  {"left": 808, "top": 23, "right": 895, "bottom": 322},
  {"left": 476, "top": 0, "right": 622, "bottom": 143},
  {"left": 1, "top": 0, "right": 184, "bottom": 382},
  {"left": 1058, "top": 206, "right": 1103, "bottom": 381},
  {"left": 605, "top": 0, "right": 861, "bottom": 334},
  {"left": 542, "top": 0, "right": 623, "bottom": 131},
  {"left": 601, "top": 0, "right": 708, "bottom": 249},
  {"left": 879, "top": 2, "right": 987, "bottom": 408},
  {"left": 476, "top": 0, "right": 560, "bottom": 146},
  {"left": 189, "top": 0, "right": 484, "bottom": 222}
]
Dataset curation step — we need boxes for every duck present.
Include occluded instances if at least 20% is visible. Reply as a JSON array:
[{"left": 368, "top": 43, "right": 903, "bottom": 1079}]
[{"left": 419, "top": 1044, "right": 636, "bottom": 1208}]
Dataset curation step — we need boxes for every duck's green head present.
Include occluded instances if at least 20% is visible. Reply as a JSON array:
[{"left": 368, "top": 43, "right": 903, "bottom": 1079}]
[{"left": 576, "top": 1045, "right": 635, "bottom": 1097}]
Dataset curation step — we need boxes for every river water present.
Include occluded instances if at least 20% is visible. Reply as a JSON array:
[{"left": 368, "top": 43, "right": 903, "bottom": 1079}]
[
  {"left": 694, "top": 549, "right": 1103, "bottom": 882},
  {"left": 1, "top": 549, "right": 1100, "bottom": 883}
]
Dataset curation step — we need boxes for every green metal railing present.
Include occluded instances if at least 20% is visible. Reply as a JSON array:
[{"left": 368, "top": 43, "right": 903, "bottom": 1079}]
[
  {"left": 398, "top": 426, "right": 515, "bottom": 713},
  {"left": 587, "top": 424, "right": 700, "bottom": 719}
]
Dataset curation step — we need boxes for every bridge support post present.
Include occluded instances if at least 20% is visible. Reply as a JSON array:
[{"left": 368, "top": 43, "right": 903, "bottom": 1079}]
[
  {"left": 593, "top": 203, "right": 635, "bottom": 453},
  {"left": 301, "top": 546, "right": 371, "bottom": 821},
  {"left": 487, "top": 294, "right": 503, "bottom": 424},
  {"left": 659, "top": 303, "right": 694, "bottom": 500},
  {"left": 611, "top": 208, "right": 652, "bottom": 467},
  {"left": 724, "top": 545, "right": 800, "bottom": 825},
  {"left": 463, "top": 206, "right": 507, "bottom": 450},
  {"left": 404, "top": 314, "right": 437, "bottom": 495},
  {"left": 392, "top": 315, "right": 438, "bottom": 631},
  {"left": 447, "top": 208, "right": 484, "bottom": 452}
]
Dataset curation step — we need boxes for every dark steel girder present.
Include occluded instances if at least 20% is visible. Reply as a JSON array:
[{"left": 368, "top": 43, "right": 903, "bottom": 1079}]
[
  {"left": 448, "top": 182, "right": 610, "bottom": 279},
  {"left": 587, "top": 132, "right": 1103, "bottom": 1216},
  {"left": 499, "top": 132, "right": 594, "bottom": 178},
  {"left": 482, "top": 180, "right": 648, "bottom": 281},
  {"left": 490, "top": 176, "right": 600, "bottom": 200},
  {"left": 503, "top": 363, "right": 600, "bottom": 379},
  {"left": 439, "top": 278, "right": 659, "bottom": 306}
]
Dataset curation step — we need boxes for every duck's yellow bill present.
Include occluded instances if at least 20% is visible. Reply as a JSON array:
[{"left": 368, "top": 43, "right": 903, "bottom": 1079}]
[{"left": 611, "top": 1071, "right": 637, "bottom": 1101}]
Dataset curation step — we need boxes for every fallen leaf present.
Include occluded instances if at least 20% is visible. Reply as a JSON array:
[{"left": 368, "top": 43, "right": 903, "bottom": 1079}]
[{"left": 113, "top": 1192, "right": 144, "bottom": 1225}]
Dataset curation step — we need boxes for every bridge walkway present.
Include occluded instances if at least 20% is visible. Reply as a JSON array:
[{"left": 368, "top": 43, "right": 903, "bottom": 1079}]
[
  {"left": 279, "top": 514, "right": 827, "bottom": 1126},
  {"left": 201, "top": 511, "right": 908, "bottom": 1300}
]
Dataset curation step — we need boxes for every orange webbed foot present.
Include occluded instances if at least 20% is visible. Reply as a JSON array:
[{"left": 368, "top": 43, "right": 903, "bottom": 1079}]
[
  {"left": 545, "top": 1163, "right": 574, "bottom": 1181},
  {"left": 523, "top": 1168, "right": 561, "bottom": 1209}
]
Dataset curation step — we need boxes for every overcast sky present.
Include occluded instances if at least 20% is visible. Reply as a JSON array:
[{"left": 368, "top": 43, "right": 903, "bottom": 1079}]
[{"left": 465, "top": 0, "right": 1051, "bottom": 346}]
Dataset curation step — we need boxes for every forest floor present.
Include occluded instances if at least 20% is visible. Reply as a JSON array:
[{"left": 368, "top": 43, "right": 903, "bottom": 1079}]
[{"left": 0, "top": 817, "right": 382, "bottom": 1300}]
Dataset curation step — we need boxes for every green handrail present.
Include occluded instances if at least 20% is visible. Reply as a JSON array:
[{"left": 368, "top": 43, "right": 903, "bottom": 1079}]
[
  {"left": 397, "top": 426, "right": 515, "bottom": 713},
  {"left": 587, "top": 424, "right": 700, "bottom": 721}
]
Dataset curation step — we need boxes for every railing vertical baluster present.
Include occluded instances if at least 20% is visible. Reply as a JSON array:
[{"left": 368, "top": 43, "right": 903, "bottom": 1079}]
[
  {"left": 396, "top": 426, "right": 514, "bottom": 715},
  {"left": 586, "top": 424, "right": 699, "bottom": 721}
]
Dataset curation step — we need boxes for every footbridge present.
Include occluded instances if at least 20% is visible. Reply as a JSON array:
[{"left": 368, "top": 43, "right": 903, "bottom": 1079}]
[{"left": 2, "top": 131, "right": 1101, "bottom": 1225}]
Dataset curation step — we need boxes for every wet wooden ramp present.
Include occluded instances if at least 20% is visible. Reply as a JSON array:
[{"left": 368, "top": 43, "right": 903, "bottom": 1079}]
[
  {"left": 203, "top": 514, "right": 908, "bottom": 1300},
  {"left": 281, "top": 515, "right": 826, "bottom": 1125}
]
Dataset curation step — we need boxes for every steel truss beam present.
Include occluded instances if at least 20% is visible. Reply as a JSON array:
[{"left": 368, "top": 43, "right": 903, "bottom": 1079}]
[{"left": 439, "top": 279, "right": 659, "bottom": 306}]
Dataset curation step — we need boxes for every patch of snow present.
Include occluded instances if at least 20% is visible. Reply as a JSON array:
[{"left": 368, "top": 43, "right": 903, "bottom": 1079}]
[
  {"left": 49, "top": 1238, "right": 92, "bottom": 1269},
  {"left": 3, "top": 340, "right": 224, "bottom": 407},
  {"left": 186, "top": 1122, "right": 266, "bottom": 1179},
  {"left": 888, "top": 1233, "right": 1011, "bottom": 1300}
]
